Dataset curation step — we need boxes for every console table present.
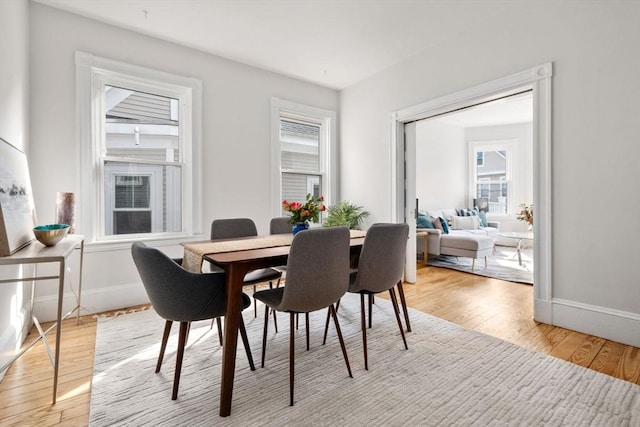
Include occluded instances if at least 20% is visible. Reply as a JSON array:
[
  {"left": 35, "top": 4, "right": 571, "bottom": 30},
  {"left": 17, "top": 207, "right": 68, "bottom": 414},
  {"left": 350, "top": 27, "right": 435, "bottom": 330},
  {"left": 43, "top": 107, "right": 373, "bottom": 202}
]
[{"left": 0, "top": 234, "right": 84, "bottom": 404}]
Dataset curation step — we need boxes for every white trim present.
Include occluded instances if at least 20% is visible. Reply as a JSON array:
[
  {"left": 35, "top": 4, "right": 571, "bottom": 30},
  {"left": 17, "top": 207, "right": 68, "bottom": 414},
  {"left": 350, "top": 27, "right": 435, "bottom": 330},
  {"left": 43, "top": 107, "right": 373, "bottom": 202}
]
[
  {"left": 391, "top": 62, "right": 553, "bottom": 324},
  {"left": 75, "top": 51, "right": 203, "bottom": 246},
  {"left": 270, "top": 98, "right": 337, "bottom": 218},
  {"left": 32, "top": 282, "right": 149, "bottom": 323},
  {"left": 552, "top": 299, "right": 640, "bottom": 347}
]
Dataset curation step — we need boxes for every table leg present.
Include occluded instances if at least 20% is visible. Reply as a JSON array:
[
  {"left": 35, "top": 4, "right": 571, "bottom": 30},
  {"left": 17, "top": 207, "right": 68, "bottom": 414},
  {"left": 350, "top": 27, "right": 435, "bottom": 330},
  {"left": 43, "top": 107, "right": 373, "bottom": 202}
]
[
  {"left": 517, "top": 239, "right": 523, "bottom": 266},
  {"left": 219, "top": 263, "right": 250, "bottom": 417},
  {"left": 52, "top": 258, "right": 65, "bottom": 404}
]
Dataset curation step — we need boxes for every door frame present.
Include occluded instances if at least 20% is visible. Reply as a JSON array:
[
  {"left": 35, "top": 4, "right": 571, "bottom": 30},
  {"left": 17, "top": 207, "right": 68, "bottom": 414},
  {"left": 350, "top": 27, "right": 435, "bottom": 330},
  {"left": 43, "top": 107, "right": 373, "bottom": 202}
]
[{"left": 390, "top": 63, "right": 553, "bottom": 324}]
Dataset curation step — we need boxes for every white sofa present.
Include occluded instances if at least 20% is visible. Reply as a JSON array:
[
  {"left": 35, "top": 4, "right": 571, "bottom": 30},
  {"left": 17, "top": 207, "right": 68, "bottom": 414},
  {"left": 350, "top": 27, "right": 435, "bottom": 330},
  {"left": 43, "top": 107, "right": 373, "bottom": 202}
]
[{"left": 417, "top": 208, "right": 499, "bottom": 269}]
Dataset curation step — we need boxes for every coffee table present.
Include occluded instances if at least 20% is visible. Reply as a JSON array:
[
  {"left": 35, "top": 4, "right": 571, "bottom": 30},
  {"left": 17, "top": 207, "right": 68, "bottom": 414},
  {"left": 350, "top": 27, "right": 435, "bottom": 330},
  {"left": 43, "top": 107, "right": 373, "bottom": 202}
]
[{"left": 498, "top": 231, "right": 533, "bottom": 266}]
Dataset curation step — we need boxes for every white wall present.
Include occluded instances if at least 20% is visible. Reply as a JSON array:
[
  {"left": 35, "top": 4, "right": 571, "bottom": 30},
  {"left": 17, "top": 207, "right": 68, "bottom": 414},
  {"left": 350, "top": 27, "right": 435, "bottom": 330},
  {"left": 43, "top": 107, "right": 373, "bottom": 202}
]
[
  {"left": 27, "top": 4, "right": 339, "bottom": 321},
  {"left": 415, "top": 120, "right": 466, "bottom": 211},
  {"left": 341, "top": 2, "right": 640, "bottom": 345},
  {"left": 0, "top": 0, "right": 30, "bottom": 382}
]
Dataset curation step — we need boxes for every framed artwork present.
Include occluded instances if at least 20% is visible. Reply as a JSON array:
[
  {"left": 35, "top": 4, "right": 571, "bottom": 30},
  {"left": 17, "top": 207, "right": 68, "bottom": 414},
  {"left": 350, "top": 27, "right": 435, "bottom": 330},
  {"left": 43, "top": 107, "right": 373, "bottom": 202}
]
[{"left": 0, "top": 137, "right": 36, "bottom": 256}]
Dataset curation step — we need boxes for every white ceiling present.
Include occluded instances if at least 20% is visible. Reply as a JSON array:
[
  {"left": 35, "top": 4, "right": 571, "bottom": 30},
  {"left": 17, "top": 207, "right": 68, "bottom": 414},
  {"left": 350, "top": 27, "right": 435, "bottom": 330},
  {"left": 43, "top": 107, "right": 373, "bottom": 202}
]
[
  {"left": 34, "top": 0, "right": 515, "bottom": 90},
  {"left": 33, "top": 0, "right": 531, "bottom": 127}
]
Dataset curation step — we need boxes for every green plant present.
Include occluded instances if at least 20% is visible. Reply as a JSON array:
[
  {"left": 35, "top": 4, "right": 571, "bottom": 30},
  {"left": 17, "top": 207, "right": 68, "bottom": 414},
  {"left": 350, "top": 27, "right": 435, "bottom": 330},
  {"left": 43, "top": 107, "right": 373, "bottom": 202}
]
[{"left": 323, "top": 201, "right": 370, "bottom": 229}]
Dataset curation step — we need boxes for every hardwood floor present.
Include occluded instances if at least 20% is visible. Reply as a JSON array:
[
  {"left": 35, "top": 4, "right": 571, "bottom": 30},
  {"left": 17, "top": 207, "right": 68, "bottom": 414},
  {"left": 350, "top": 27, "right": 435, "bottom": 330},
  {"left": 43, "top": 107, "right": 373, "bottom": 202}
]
[{"left": 1, "top": 265, "right": 638, "bottom": 426}]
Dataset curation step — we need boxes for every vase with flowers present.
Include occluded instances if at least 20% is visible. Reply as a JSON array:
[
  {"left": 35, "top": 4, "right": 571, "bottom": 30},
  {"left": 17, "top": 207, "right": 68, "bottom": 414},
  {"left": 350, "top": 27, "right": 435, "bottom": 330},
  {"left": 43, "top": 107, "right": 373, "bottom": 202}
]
[
  {"left": 517, "top": 203, "right": 534, "bottom": 231},
  {"left": 282, "top": 193, "right": 326, "bottom": 234}
]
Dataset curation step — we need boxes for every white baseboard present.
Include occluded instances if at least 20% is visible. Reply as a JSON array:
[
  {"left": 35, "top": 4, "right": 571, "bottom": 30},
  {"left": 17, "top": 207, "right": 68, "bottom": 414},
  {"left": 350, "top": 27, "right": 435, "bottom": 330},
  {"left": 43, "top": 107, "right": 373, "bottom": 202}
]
[
  {"left": 32, "top": 282, "right": 149, "bottom": 323},
  {"left": 551, "top": 299, "right": 640, "bottom": 347}
]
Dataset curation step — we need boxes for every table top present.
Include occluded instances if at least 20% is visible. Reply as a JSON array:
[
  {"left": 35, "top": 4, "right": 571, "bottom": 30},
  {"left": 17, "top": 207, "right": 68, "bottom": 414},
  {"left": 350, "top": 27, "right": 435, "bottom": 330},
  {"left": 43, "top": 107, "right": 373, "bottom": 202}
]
[
  {"left": 182, "top": 229, "right": 366, "bottom": 272},
  {"left": 499, "top": 231, "right": 533, "bottom": 240},
  {"left": 0, "top": 234, "right": 84, "bottom": 265}
]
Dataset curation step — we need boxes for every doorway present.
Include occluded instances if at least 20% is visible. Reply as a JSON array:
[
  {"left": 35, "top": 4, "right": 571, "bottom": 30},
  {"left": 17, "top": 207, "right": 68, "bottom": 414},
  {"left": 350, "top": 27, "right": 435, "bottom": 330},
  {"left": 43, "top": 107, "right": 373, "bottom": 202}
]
[{"left": 392, "top": 63, "right": 553, "bottom": 324}]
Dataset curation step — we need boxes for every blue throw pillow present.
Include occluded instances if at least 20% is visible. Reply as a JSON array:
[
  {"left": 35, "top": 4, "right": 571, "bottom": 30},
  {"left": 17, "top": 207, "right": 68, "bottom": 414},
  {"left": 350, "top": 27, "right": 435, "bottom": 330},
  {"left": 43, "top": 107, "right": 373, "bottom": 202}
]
[
  {"left": 417, "top": 214, "right": 434, "bottom": 229},
  {"left": 478, "top": 210, "right": 488, "bottom": 227},
  {"left": 438, "top": 217, "right": 450, "bottom": 234}
]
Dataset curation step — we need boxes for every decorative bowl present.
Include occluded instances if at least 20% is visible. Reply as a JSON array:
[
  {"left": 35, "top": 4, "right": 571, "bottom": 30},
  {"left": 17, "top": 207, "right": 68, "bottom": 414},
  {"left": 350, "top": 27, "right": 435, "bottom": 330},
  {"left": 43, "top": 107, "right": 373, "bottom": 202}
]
[{"left": 33, "top": 224, "right": 70, "bottom": 246}]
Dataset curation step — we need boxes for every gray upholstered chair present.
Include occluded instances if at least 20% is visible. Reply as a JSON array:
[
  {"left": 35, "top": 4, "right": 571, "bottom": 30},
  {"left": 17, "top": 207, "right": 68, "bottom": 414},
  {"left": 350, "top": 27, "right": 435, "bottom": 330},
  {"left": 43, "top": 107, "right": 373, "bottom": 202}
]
[
  {"left": 269, "top": 216, "right": 292, "bottom": 235},
  {"left": 210, "top": 218, "right": 283, "bottom": 318},
  {"left": 131, "top": 242, "right": 255, "bottom": 400},
  {"left": 253, "top": 226, "right": 353, "bottom": 406},
  {"left": 326, "top": 223, "right": 410, "bottom": 370}
]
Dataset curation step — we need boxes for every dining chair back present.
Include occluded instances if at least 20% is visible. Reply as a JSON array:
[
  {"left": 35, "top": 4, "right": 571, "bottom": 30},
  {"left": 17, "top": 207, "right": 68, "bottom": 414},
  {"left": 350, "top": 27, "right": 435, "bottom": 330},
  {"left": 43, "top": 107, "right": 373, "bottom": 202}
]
[
  {"left": 270, "top": 216, "right": 292, "bottom": 235},
  {"left": 253, "top": 226, "right": 353, "bottom": 406},
  {"left": 343, "top": 223, "right": 410, "bottom": 370},
  {"left": 211, "top": 217, "right": 258, "bottom": 239},
  {"left": 131, "top": 241, "right": 255, "bottom": 400},
  {"left": 211, "top": 218, "right": 283, "bottom": 319}
]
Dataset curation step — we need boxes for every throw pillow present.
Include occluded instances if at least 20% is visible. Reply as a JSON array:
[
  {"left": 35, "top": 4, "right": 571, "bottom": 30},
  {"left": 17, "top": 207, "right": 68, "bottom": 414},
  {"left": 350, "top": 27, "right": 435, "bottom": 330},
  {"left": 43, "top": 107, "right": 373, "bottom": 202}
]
[
  {"left": 431, "top": 216, "right": 443, "bottom": 232},
  {"left": 438, "top": 217, "right": 450, "bottom": 234},
  {"left": 478, "top": 210, "right": 488, "bottom": 227},
  {"left": 417, "top": 214, "right": 434, "bottom": 229},
  {"left": 452, "top": 215, "right": 479, "bottom": 230}
]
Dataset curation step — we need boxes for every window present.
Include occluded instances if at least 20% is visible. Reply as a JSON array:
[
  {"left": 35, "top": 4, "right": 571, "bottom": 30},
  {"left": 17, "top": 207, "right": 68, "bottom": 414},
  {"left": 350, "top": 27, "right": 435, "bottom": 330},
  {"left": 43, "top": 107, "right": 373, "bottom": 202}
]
[
  {"left": 76, "top": 52, "right": 203, "bottom": 244},
  {"left": 470, "top": 140, "right": 517, "bottom": 215},
  {"left": 271, "top": 99, "right": 336, "bottom": 219}
]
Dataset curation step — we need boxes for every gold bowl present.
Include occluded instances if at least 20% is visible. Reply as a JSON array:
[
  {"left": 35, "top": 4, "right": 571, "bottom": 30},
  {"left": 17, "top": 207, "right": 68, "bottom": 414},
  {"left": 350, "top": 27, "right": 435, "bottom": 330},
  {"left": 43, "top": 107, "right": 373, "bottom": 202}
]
[{"left": 33, "top": 224, "right": 70, "bottom": 246}]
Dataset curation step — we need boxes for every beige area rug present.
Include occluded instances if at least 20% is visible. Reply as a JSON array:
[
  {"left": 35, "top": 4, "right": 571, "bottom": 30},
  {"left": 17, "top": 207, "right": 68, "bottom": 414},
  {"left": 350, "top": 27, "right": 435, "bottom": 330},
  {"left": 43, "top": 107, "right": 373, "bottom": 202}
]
[
  {"left": 427, "top": 245, "right": 534, "bottom": 284},
  {"left": 89, "top": 293, "right": 639, "bottom": 426}
]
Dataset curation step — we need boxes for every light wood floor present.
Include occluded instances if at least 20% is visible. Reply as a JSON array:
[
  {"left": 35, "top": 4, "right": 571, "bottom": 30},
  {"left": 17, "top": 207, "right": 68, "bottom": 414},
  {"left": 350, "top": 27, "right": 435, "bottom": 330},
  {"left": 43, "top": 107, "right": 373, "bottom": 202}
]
[{"left": 1, "top": 265, "right": 639, "bottom": 426}]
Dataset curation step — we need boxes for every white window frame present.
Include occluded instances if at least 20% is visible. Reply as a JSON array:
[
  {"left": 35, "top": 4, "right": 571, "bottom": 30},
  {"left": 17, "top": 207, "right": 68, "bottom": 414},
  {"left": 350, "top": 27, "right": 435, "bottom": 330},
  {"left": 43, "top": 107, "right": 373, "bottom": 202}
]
[
  {"left": 270, "top": 98, "right": 337, "bottom": 218},
  {"left": 75, "top": 51, "right": 203, "bottom": 247},
  {"left": 469, "top": 139, "right": 518, "bottom": 216}
]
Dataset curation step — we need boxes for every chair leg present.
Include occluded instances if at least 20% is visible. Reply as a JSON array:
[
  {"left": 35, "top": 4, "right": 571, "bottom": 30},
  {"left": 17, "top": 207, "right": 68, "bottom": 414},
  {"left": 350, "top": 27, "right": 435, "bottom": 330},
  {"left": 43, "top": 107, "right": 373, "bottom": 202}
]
[
  {"left": 485, "top": 256, "right": 488, "bottom": 268},
  {"left": 389, "top": 288, "right": 408, "bottom": 350},
  {"left": 396, "top": 281, "right": 412, "bottom": 332},
  {"left": 305, "top": 313, "right": 310, "bottom": 351},
  {"left": 253, "top": 284, "right": 258, "bottom": 318},
  {"left": 368, "top": 293, "right": 373, "bottom": 329},
  {"left": 238, "top": 315, "right": 255, "bottom": 371},
  {"left": 289, "top": 313, "right": 295, "bottom": 406},
  {"left": 216, "top": 317, "right": 224, "bottom": 347},
  {"left": 360, "top": 294, "right": 368, "bottom": 370},
  {"left": 472, "top": 258, "right": 476, "bottom": 271},
  {"left": 272, "top": 308, "right": 279, "bottom": 333},
  {"left": 172, "top": 322, "right": 189, "bottom": 400},
  {"left": 261, "top": 304, "right": 270, "bottom": 368},
  {"left": 156, "top": 320, "right": 173, "bottom": 373},
  {"left": 322, "top": 297, "right": 340, "bottom": 345},
  {"left": 269, "top": 281, "right": 278, "bottom": 333},
  {"left": 330, "top": 304, "right": 353, "bottom": 379}
]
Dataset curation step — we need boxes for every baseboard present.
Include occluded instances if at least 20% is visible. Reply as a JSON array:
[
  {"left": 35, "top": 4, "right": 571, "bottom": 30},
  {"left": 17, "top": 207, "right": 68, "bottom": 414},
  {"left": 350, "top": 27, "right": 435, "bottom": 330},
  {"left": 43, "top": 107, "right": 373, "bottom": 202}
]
[
  {"left": 552, "top": 299, "right": 640, "bottom": 347},
  {"left": 32, "top": 282, "right": 149, "bottom": 323}
]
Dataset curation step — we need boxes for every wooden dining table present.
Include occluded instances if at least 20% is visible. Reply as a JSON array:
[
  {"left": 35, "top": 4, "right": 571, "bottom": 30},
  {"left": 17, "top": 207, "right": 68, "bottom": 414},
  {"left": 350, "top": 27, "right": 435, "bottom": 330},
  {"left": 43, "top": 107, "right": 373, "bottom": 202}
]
[{"left": 181, "top": 229, "right": 365, "bottom": 416}]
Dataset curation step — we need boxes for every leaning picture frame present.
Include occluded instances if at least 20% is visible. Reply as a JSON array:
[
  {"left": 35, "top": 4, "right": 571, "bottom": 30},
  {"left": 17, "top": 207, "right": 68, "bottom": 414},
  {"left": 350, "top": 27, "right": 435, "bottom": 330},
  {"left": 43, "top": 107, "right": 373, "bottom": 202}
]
[{"left": 0, "top": 137, "right": 37, "bottom": 256}]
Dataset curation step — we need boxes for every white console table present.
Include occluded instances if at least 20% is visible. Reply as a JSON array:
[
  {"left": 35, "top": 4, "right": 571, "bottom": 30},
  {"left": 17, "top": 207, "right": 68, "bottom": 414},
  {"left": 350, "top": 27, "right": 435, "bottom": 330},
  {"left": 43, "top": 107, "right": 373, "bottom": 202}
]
[{"left": 0, "top": 234, "right": 84, "bottom": 404}]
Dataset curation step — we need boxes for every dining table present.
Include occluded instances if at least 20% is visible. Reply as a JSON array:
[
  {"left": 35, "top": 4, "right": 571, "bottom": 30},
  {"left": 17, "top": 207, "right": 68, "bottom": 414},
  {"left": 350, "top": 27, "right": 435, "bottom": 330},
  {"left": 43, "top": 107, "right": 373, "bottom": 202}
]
[{"left": 181, "top": 229, "right": 366, "bottom": 416}]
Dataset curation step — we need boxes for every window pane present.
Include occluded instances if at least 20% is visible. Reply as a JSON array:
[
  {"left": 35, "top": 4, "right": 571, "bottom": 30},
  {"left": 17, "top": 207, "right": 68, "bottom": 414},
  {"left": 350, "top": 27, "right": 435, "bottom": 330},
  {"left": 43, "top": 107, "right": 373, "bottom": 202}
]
[
  {"left": 104, "top": 161, "right": 182, "bottom": 235},
  {"left": 113, "top": 211, "right": 151, "bottom": 234},
  {"left": 115, "top": 176, "right": 150, "bottom": 208},
  {"left": 280, "top": 119, "right": 319, "bottom": 172},
  {"left": 281, "top": 172, "right": 322, "bottom": 214},
  {"left": 476, "top": 150, "right": 508, "bottom": 214},
  {"left": 104, "top": 85, "right": 180, "bottom": 163}
]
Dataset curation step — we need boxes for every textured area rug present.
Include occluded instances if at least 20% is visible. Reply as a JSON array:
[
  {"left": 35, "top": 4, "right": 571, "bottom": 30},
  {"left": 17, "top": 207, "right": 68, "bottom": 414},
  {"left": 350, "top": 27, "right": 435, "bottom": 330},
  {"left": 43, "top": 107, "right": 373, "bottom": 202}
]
[
  {"left": 90, "top": 294, "right": 639, "bottom": 426},
  {"left": 428, "top": 245, "right": 533, "bottom": 284}
]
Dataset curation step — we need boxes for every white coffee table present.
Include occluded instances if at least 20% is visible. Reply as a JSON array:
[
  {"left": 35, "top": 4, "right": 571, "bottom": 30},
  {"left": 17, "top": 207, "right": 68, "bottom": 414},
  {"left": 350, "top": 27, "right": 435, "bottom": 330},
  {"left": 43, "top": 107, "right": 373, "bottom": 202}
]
[{"left": 498, "top": 231, "right": 533, "bottom": 266}]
